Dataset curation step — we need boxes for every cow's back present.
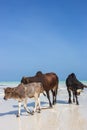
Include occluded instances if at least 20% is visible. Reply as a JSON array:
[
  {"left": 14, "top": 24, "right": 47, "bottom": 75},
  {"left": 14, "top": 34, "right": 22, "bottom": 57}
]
[
  {"left": 21, "top": 72, "right": 59, "bottom": 91},
  {"left": 24, "top": 82, "right": 44, "bottom": 98}
]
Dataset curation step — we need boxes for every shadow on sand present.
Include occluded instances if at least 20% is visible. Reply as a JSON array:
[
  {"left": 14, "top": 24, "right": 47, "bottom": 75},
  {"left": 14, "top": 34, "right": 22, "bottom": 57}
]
[
  {"left": 0, "top": 100, "right": 68, "bottom": 117},
  {"left": 0, "top": 101, "right": 48, "bottom": 117},
  {"left": 56, "top": 100, "right": 68, "bottom": 104},
  {"left": 0, "top": 110, "right": 18, "bottom": 116}
]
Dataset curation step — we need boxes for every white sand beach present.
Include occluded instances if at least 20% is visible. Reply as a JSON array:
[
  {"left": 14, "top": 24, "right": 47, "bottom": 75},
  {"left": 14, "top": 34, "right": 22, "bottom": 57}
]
[{"left": 0, "top": 82, "right": 87, "bottom": 130}]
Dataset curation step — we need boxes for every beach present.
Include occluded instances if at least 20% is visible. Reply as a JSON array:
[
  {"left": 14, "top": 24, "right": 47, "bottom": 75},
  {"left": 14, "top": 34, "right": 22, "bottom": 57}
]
[{"left": 0, "top": 81, "right": 87, "bottom": 130}]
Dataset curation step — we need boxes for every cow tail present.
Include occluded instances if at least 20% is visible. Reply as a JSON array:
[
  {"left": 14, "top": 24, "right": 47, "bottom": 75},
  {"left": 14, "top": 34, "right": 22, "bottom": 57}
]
[
  {"left": 84, "top": 85, "right": 87, "bottom": 88},
  {"left": 56, "top": 77, "right": 59, "bottom": 95},
  {"left": 40, "top": 83, "right": 46, "bottom": 96}
]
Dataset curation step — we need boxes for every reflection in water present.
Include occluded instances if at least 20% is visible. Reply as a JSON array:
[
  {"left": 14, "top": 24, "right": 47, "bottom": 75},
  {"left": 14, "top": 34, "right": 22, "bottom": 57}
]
[
  {"left": 18, "top": 118, "right": 22, "bottom": 130},
  {"left": 17, "top": 105, "right": 87, "bottom": 130},
  {"left": 58, "top": 105, "right": 87, "bottom": 130},
  {"left": 17, "top": 110, "right": 60, "bottom": 130}
]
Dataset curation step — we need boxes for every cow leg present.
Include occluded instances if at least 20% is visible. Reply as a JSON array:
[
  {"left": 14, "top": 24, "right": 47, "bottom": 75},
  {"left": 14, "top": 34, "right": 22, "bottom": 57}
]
[
  {"left": 33, "top": 97, "right": 38, "bottom": 112},
  {"left": 17, "top": 101, "right": 21, "bottom": 117},
  {"left": 75, "top": 92, "right": 79, "bottom": 105},
  {"left": 33, "top": 100, "right": 37, "bottom": 112},
  {"left": 37, "top": 97, "right": 41, "bottom": 113},
  {"left": 73, "top": 92, "right": 75, "bottom": 103},
  {"left": 34, "top": 94, "right": 41, "bottom": 113},
  {"left": 55, "top": 87, "right": 58, "bottom": 103},
  {"left": 23, "top": 98, "right": 33, "bottom": 115},
  {"left": 67, "top": 88, "right": 72, "bottom": 104},
  {"left": 46, "top": 91, "right": 52, "bottom": 107},
  {"left": 54, "top": 87, "right": 58, "bottom": 104},
  {"left": 51, "top": 90, "right": 56, "bottom": 105}
]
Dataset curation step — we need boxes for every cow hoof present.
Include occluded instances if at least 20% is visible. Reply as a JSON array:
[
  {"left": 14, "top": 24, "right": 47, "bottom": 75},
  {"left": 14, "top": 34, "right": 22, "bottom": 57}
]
[
  {"left": 69, "top": 102, "right": 72, "bottom": 104},
  {"left": 49, "top": 106, "right": 53, "bottom": 109},
  {"left": 73, "top": 99, "right": 75, "bottom": 103},
  {"left": 53, "top": 102, "right": 55, "bottom": 105},
  {"left": 30, "top": 111, "right": 34, "bottom": 115},
  {"left": 68, "top": 100, "right": 72, "bottom": 104},
  {"left": 37, "top": 109, "right": 41, "bottom": 113},
  {"left": 16, "top": 114, "right": 20, "bottom": 117},
  {"left": 76, "top": 103, "right": 79, "bottom": 105},
  {"left": 49, "top": 104, "right": 53, "bottom": 108}
]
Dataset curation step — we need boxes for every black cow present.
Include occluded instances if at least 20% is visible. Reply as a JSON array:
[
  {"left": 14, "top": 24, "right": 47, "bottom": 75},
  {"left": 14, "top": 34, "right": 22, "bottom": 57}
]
[{"left": 66, "top": 73, "right": 87, "bottom": 105}]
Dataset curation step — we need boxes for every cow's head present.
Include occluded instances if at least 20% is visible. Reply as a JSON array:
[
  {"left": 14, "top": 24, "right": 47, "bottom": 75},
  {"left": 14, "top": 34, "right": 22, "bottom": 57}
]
[
  {"left": 76, "top": 88, "right": 83, "bottom": 95},
  {"left": 76, "top": 84, "right": 85, "bottom": 95},
  {"left": 21, "top": 77, "right": 26, "bottom": 83},
  {"left": 4, "top": 87, "right": 14, "bottom": 100},
  {"left": 77, "top": 89, "right": 81, "bottom": 95},
  {"left": 21, "top": 77, "right": 29, "bottom": 84}
]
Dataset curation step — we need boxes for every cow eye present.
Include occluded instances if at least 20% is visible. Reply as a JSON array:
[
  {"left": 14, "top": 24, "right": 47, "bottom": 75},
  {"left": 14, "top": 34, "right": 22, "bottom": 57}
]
[{"left": 7, "top": 92, "right": 10, "bottom": 94}]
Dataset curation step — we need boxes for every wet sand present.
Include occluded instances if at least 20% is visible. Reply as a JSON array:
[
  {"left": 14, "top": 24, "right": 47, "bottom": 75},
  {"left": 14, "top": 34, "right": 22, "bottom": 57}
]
[{"left": 0, "top": 83, "right": 87, "bottom": 130}]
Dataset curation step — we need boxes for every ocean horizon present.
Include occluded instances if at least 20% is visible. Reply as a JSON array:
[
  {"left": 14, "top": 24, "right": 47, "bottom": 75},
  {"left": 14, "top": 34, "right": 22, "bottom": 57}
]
[
  {"left": 0, "top": 80, "right": 87, "bottom": 86},
  {"left": 0, "top": 80, "right": 87, "bottom": 87},
  {"left": 0, "top": 80, "right": 87, "bottom": 94}
]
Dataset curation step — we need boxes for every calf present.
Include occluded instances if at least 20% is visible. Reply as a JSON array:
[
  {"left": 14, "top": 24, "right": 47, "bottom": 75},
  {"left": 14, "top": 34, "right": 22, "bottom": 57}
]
[
  {"left": 66, "top": 73, "right": 87, "bottom": 105},
  {"left": 4, "top": 82, "right": 44, "bottom": 117}
]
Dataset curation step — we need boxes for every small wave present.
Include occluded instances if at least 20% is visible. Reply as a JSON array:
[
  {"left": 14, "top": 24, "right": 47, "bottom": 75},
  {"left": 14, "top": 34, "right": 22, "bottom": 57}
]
[
  {"left": 0, "top": 93, "right": 4, "bottom": 98},
  {"left": 0, "top": 85, "right": 6, "bottom": 86},
  {"left": 0, "top": 87, "right": 4, "bottom": 97},
  {"left": 0, "top": 93, "right": 4, "bottom": 97}
]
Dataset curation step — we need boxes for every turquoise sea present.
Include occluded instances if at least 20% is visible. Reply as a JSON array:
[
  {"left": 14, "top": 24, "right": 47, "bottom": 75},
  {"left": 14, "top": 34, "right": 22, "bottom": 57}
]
[{"left": 0, "top": 81, "right": 87, "bottom": 97}]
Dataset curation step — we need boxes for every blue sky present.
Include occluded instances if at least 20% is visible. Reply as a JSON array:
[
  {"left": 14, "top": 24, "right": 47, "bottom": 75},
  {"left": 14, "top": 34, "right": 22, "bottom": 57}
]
[{"left": 0, "top": 0, "right": 87, "bottom": 81}]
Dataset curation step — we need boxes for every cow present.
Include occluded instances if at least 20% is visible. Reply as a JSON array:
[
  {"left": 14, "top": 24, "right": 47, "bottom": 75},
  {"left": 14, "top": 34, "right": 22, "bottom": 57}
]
[
  {"left": 4, "top": 82, "right": 44, "bottom": 117},
  {"left": 21, "top": 71, "right": 59, "bottom": 107},
  {"left": 66, "top": 73, "right": 87, "bottom": 105}
]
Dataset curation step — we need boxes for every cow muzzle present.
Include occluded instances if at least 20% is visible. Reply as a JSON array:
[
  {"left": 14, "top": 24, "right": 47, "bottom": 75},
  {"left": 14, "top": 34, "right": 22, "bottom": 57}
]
[
  {"left": 77, "top": 89, "right": 83, "bottom": 95},
  {"left": 3, "top": 97, "right": 7, "bottom": 100}
]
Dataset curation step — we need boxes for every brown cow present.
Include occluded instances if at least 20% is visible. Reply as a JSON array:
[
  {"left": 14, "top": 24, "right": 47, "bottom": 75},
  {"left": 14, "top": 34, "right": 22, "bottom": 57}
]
[
  {"left": 21, "top": 71, "right": 59, "bottom": 107},
  {"left": 4, "top": 82, "right": 44, "bottom": 117}
]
